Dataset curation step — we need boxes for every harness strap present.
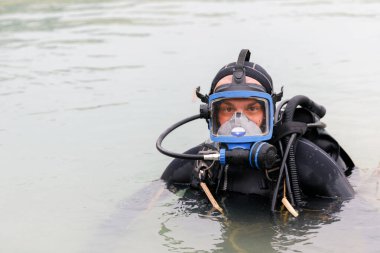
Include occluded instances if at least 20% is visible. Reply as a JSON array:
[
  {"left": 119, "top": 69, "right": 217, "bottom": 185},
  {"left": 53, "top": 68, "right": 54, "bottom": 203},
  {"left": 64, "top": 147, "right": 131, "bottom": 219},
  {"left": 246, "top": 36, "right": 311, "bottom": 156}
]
[{"left": 272, "top": 121, "right": 308, "bottom": 143}]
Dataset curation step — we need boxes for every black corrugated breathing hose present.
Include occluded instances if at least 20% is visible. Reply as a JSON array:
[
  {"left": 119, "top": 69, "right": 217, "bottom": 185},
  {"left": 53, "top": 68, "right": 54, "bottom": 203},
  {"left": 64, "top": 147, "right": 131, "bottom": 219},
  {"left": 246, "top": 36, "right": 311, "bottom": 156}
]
[{"left": 285, "top": 135, "right": 303, "bottom": 205}]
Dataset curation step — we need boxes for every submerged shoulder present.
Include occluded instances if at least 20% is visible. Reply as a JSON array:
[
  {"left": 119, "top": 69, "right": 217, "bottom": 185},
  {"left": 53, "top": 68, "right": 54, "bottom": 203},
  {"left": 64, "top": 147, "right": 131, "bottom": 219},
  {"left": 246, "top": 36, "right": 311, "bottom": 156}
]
[{"left": 161, "top": 144, "right": 205, "bottom": 185}]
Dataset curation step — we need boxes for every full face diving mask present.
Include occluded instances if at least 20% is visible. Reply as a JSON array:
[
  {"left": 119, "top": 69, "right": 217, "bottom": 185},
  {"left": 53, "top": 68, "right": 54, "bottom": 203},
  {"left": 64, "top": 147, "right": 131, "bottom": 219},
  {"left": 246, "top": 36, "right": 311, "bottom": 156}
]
[
  {"left": 210, "top": 91, "right": 273, "bottom": 143},
  {"left": 208, "top": 90, "right": 276, "bottom": 169}
]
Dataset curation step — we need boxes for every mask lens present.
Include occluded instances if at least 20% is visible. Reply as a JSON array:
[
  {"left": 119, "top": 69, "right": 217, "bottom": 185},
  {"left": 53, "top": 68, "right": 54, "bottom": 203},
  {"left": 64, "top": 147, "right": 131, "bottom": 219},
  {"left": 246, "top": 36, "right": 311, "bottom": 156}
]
[{"left": 211, "top": 97, "right": 269, "bottom": 138}]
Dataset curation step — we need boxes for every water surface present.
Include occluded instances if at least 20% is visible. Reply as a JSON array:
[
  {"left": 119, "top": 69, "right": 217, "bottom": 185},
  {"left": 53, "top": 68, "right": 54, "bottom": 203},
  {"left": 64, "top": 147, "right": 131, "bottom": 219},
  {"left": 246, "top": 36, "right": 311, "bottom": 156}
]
[{"left": 0, "top": 0, "right": 380, "bottom": 252}]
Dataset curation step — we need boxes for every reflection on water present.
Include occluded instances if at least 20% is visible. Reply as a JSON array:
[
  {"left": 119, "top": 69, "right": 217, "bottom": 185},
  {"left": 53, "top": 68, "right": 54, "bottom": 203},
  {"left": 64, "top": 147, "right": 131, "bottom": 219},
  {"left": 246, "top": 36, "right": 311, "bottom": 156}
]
[
  {"left": 1, "top": 0, "right": 380, "bottom": 252},
  {"left": 155, "top": 187, "right": 346, "bottom": 253},
  {"left": 110, "top": 178, "right": 379, "bottom": 253}
]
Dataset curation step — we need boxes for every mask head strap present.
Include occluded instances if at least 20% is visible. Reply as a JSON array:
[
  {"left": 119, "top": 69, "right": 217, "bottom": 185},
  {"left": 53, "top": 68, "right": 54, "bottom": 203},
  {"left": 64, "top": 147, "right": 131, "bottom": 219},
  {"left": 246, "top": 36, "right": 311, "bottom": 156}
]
[{"left": 232, "top": 49, "right": 250, "bottom": 84}]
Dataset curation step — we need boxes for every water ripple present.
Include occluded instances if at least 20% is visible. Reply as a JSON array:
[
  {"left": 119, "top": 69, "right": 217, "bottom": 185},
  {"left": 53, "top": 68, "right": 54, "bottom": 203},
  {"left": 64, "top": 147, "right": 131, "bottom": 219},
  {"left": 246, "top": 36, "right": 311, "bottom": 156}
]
[
  {"left": 0, "top": 0, "right": 194, "bottom": 34},
  {"left": 27, "top": 101, "right": 129, "bottom": 115}
]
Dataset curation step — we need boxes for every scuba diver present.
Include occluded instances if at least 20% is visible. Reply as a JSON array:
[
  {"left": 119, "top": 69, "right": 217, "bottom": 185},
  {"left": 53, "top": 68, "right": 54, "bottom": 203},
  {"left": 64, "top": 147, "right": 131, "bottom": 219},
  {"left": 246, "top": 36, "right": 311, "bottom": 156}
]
[{"left": 156, "top": 49, "right": 355, "bottom": 215}]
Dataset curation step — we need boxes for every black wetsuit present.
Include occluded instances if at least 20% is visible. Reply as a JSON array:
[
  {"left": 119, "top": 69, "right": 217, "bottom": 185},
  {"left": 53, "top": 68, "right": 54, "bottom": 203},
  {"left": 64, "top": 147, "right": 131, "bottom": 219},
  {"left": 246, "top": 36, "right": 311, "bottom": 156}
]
[{"left": 161, "top": 107, "right": 355, "bottom": 200}]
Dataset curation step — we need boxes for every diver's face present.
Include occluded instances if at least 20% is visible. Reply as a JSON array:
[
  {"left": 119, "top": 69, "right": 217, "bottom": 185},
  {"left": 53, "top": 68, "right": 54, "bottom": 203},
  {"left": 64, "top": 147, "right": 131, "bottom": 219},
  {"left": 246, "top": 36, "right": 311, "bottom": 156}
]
[
  {"left": 214, "top": 75, "right": 264, "bottom": 126},
  {"left": 218, "top": 98, "right": 264, "bottom": 126}
]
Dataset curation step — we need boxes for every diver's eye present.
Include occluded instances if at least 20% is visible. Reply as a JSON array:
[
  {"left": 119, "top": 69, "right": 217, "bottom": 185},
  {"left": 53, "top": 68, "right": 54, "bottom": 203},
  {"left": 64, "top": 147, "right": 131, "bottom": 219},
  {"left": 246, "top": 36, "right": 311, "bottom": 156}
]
[
  {"left": 247, "top": 104, "right": 261, "bottom": 112},
  {"left": 220, "top": 104, "right": 235, "bottom": 113},
  {"left": 225, "top": 107, "right": 234, "bottom": 112}
]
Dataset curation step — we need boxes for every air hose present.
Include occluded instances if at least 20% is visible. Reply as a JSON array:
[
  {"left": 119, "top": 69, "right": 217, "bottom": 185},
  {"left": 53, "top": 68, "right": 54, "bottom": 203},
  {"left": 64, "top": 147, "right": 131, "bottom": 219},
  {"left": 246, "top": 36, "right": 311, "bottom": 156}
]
[
  {"left": 156, "top": 114, "right": 208, "bottom": 160},
  {"left": 271, "top": 133, "right": 296, "bottom": 212},
  {"left": 156, "top": 114, "right": 277, "bottom": 169}
]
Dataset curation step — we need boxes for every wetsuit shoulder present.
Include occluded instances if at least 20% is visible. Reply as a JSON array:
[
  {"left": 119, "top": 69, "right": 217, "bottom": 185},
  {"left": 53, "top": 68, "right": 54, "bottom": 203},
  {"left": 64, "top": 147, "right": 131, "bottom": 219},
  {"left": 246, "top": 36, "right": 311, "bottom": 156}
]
[
  {"left": 296, "top": 137, "right": 354, "bottom": 198},
  {"left": 291, "top": 108, "right": 355, "bottom": 198},
  {"left": 160, "top": 144, "right": 204, "bottom": 185}
]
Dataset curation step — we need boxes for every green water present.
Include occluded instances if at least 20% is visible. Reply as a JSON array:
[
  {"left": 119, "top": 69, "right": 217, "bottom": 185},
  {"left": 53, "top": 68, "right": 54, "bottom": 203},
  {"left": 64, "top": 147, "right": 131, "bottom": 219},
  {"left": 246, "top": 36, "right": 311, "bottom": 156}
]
[{"left": 1, "top": 0, "right": 380, "bottom": 252}]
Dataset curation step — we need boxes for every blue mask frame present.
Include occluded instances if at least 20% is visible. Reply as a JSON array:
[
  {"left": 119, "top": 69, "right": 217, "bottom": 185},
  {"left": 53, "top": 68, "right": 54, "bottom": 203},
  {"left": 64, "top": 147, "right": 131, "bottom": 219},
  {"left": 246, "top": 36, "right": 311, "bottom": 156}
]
[{"left": 208, "top": 91, "right": 274, "bottom": 144}]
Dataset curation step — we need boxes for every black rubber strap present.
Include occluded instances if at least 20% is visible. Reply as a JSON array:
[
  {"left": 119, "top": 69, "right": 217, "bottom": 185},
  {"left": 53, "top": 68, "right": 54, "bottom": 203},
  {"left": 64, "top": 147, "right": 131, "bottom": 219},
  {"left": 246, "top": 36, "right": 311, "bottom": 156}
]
[
  {"left": 237, "top": 49, "right": 251, "bottom": 65},
  {"left": 233, "top": 49, "right": 251, "bottom": 84},
  {"left": 272, "top": 121, "right": 308, "bottom": 143}
]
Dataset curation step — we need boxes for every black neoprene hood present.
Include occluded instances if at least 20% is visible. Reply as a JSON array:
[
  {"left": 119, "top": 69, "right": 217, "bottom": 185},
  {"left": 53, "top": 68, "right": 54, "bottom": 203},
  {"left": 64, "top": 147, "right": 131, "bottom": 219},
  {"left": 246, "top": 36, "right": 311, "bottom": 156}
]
[{"left": 209, "top": 50, "right": 273, "bottom": 95}]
